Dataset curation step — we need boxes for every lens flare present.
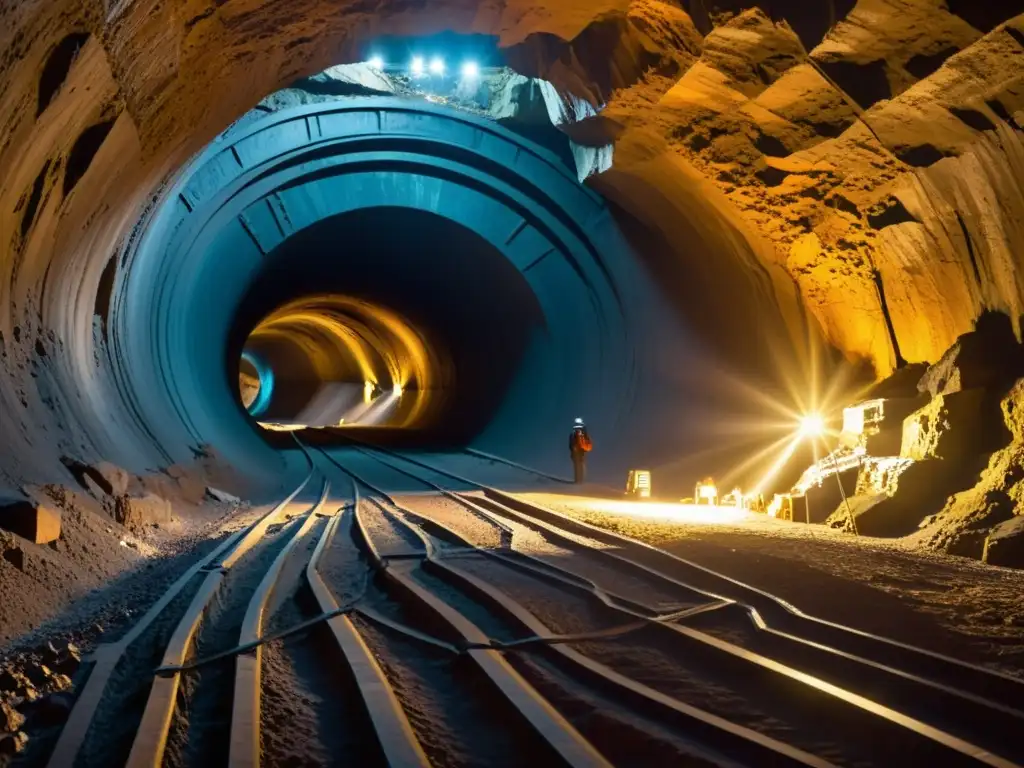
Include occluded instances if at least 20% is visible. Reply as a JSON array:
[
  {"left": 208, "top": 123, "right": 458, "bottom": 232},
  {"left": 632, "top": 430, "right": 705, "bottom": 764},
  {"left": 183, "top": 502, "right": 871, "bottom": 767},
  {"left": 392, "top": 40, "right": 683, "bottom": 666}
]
[{"left": 799, "top": 413, "right": 826, "bottom": 437}]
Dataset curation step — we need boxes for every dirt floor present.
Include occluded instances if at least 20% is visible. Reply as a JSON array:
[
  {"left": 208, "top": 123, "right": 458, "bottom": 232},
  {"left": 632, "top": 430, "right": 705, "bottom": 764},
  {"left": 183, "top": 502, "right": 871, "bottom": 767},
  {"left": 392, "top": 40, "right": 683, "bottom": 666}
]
[
  {"left": 0, "top": 490, "right": 237, "bottom": 654},
  {"left": 517, "top": 493, "right": 1024, "bottom": 678}
]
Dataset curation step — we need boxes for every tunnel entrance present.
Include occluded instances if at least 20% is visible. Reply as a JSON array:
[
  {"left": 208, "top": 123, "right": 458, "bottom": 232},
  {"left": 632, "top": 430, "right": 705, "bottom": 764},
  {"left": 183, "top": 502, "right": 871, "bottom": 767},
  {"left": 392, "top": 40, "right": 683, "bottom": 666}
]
[{"left": 229, "top": 207, "right": 545, "bottom": 446}]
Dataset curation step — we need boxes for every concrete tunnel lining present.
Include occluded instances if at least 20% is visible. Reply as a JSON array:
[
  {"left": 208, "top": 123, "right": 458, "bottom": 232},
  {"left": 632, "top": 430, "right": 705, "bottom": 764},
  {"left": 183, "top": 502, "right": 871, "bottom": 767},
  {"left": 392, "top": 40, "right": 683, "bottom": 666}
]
[{"left": 110, "top": 97, "right": 689, "bottom": 487}]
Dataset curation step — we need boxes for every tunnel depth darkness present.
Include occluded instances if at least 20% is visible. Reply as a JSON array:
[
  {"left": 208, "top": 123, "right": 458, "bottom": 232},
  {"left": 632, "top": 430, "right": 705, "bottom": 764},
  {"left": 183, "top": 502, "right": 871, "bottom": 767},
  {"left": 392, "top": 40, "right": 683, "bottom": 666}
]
[{"left": 229, "top": 207, "right": 545, "bottom": 444}]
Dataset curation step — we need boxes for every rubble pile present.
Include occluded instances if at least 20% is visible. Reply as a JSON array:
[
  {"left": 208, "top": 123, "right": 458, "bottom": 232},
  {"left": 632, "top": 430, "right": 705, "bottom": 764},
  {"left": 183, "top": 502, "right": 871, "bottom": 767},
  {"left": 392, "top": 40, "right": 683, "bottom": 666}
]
[{"left": 0, "top": 640, "right": 79, "bottom": 762}]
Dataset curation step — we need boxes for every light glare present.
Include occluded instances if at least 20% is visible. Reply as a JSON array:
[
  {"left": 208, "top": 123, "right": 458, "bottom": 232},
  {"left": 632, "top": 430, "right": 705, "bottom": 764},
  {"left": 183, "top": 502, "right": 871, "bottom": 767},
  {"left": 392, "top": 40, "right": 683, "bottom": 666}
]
[
  {"left": 368, "top": 55, "right": 384, "bottom": 70},
  {"left": 410, "top": 56, "right": 425, "bottom": 75},
  {"left": 429, "top": 57, "right": 445, "bottom": 75},
  {"left": 798, "top": 413, "right": 825, "bottom": 437},
  {"left": 461, "top": 61, "right": 480, "bottom": 79}
]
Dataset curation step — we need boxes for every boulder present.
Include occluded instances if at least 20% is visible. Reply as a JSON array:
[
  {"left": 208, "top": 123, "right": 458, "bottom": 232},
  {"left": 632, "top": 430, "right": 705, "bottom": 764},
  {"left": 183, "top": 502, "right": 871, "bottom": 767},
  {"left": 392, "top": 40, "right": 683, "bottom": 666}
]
[
  {"left": 0, "top": 500, "right": 61, "bottom": 544},
  {"left": 113, "top": 494, "right": 172, "bottom": 532},
  {"left": 983, "top": 516, "right": 1024, "bottom": 568},
  {"left": 205, "top": 487, "right": 240, "bottom": 505},
  {"left": 91, "top": 462, "right": 129, "bottom": 497},
  {"left": 59, "top": 457, "right": 130, "bottom": 497},
  {"left": 917, "top": 314, "right": 1024, "bottom": 398},
  {"left": 999, "top": 378, "right": 1024, "bottom": 441},
  {"left": 900, "top": 389, "right": 1010, "bottom": 461}
]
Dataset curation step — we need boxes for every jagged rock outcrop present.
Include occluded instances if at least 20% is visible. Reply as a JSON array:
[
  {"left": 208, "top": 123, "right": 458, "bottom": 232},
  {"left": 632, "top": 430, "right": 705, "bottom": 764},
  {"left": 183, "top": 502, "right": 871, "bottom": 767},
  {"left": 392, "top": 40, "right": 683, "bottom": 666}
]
[
  {"left": 578, "top": 5, "right": 1024, "bottom": 375},
  {"left": 908, "top": 378, "right": 1024, "bottom": 558}
]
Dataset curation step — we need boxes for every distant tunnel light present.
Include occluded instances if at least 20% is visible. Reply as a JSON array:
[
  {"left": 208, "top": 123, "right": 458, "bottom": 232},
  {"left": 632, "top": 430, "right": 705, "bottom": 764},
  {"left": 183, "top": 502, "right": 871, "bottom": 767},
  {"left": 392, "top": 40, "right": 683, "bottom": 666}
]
[
  {"left": 410, "top": 56, "right": 425, "bottom": 75},
  {"left": 461, "top": 61, "right": 480, "bottom": 79},
  {"left": 368, "top": 55, "right": 384, "bottom": 70},
  {"left": 429, "top": 56, "right": 445, "bottom": 75}
]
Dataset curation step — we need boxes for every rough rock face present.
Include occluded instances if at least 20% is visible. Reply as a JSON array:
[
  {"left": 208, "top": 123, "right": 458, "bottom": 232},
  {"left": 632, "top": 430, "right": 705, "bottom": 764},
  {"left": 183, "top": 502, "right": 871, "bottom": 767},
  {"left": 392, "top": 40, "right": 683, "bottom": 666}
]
[
  {"left": 916, "top": 313, "right": 1024, "bottom": 397},
  {"left": 112, "top": 493, "right": 171, "bottom": 532},
  {"left": 581, "top": 5, "right": 1024, "bottom": 374},
  {"left": 900, "top": 389, "right": 1009, "bottom": 461},
  {"left": 908, "top": 378, "right": 1024, "bottom": 559}
]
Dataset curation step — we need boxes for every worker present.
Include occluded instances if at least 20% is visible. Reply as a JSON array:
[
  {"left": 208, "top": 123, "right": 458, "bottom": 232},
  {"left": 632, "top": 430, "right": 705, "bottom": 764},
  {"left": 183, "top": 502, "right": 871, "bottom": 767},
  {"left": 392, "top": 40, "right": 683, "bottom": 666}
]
[{"left": 568, "top": 417, "right": 592, "bottom": 483}]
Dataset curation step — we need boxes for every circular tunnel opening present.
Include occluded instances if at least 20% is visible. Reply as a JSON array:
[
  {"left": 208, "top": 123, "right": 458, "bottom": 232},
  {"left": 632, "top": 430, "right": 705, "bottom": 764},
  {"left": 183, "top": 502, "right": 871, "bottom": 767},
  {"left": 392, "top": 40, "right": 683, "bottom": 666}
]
[
  {"left": 238, "top": 295, "right": 431, "bottom": 429},
  {"left": 228, "top": 206, "right": 546, "bottom": 448}
]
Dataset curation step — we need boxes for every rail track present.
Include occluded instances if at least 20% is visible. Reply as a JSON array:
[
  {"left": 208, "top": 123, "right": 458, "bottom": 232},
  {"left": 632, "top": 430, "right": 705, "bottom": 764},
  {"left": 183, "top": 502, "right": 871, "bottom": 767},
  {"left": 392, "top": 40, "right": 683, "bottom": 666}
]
[
  {"left": 41, "top": 440, "right": 1024, "bottom": 767},
  {"left": 327, "top": 443, "right": 1024, "bottom": 768}
]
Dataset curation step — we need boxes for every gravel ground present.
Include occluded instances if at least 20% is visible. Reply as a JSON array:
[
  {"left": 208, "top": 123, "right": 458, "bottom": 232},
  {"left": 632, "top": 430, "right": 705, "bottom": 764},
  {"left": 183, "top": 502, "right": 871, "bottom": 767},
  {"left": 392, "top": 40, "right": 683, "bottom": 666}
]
[
  {"left": 72, "top": 575, "right": 205, "bottom": 768},
  {"left": 163, "top": 517, "right": 301, "bottom": 768},
  {"left": 348, "top": 615, "right": 548, "bottom": 768},
  {"left": 357, "top": 500, "right": 422, "bottom": 557},
  {"left": 318, "top": 513, "right": 373, "bottom": 606},
  {"left": 324, "top": 491, "right": 559, "bottom": 768},
  {"left": 509, "top": 651, "right": 729, "bottom": 768},
  {"left": 396, "top": 493, "right": 505, "bottom": 551},
  {"left": 435, "top": 548, "right": 879, "bottom": 766},
  {"left": 519, "top": 493, "right": 1024, "bottom": 676},
  {"left": 259, "top": 513, "right": 380, "bottom": 767},
  {"left": 0, "top": 490, "right": 239, "bottom": 654}
]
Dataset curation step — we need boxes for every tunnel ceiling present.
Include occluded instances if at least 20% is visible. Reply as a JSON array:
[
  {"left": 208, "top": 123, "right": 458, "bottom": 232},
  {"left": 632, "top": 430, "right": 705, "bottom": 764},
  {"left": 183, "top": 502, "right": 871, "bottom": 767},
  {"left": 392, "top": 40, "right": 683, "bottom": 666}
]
[{"left": 1, "top": 0, "right": 1023, "bottom": 492}]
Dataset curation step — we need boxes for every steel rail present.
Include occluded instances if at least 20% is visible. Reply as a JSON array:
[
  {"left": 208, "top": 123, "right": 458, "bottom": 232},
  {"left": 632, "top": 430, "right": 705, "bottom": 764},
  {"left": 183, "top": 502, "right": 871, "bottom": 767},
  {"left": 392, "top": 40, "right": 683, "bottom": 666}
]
[
  {"left": 303, "top": 472, "right": 430, "bottom": 767},
  {"left": 346, "top": 481, "right": 611, "bottom": 768},
  {"left": 228, "top": 479, "right": 329, "bottom": 768},
  {"left": 356, "top": 442, "right": 1024, "bottom": 705},
  {"left": 46, "top": 524, "right": 249, "bottom": 768},
  {"left": 350, "top": 446, "right": 1023, "bottom": 768},
  {"left": 327, "top": 449, "right": 834, "bottom": 767},
  {"left": 47, "top": 452, "right": 315, "bottom": 768},
  {"left": 124, "top": 466, "right": 315, "bottom": 768}
]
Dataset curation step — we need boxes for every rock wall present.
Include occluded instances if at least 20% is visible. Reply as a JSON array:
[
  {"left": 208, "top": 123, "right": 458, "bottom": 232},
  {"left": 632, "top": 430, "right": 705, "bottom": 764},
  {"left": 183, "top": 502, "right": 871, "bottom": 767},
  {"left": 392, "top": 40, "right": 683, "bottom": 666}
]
[{"left": 556, "top": 3, "right": 1024, "bottom": 375}]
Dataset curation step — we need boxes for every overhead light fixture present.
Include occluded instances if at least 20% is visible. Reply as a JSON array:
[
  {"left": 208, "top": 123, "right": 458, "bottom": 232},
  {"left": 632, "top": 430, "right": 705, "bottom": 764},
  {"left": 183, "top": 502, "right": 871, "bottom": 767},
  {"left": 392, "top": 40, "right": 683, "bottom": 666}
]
[
  {"left": 410, "top": 56, "right": 425, "bottom": 75},
  {"left": 429, "top": 56, "right": 445, "bottom": 75},
  {"left": 368, "top": 55, "right": 384, "bottom": 70},
  {"left": 461, "top": 61, "right": 480, "bottom": 79}
]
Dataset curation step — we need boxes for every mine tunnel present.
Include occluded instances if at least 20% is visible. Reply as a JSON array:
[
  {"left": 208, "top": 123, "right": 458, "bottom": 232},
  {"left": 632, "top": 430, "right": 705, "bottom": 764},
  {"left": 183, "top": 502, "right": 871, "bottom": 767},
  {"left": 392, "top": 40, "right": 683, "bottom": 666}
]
[
  {"left": 2, "top": 33, "right": 833, "bottom": 500},
  {"left": 4, "top": 4, "right": 1024, "bottom": 766}
]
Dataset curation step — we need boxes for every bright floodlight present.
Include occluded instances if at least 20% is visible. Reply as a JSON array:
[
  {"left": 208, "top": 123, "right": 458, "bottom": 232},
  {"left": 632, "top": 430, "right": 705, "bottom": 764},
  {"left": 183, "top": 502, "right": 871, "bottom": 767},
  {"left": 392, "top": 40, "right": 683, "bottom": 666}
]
[
  {"left": 799, "top": 413, "right": 826, "bottom": 438},
  {"left": 461, "top": 61, "right": 480, "bottom": 79},
  {"left": 410, "top": 56, "right": 425, "bottom": 75},
  {"left": 368, "top": 55, "right": 384, "bottom": 70},
  {"left": 429, "top": 56, "right": 445, "bottom": 75}
]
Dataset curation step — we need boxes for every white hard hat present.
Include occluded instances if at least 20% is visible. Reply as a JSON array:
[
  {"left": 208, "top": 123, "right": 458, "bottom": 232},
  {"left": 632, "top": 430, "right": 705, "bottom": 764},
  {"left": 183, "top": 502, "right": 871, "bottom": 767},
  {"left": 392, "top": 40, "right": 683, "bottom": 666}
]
[{"left": 574, "top": 417, "right": 584, "bottom": 425}]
